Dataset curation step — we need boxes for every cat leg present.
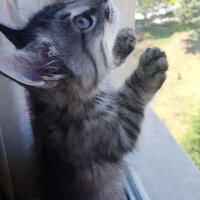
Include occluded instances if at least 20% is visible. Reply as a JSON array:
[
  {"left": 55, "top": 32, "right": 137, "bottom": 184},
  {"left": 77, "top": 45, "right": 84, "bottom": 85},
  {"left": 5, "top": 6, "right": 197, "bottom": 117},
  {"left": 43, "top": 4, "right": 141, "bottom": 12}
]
[
  {"left": 117, "top": 47, "right": 168, "bottom": 149},
  {"left": 113, "top": 28, "right": 136, "bottom": 67}
]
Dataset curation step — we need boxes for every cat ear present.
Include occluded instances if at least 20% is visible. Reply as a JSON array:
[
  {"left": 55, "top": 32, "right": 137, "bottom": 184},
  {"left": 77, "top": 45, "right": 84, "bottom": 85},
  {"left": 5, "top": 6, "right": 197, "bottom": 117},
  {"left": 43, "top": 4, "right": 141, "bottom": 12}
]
[
  {"left": 0, "top": 24, "right": 27, "bottom": 49},
  {"left": 0, "top": 51, "right": 66, "bottom": 88}
]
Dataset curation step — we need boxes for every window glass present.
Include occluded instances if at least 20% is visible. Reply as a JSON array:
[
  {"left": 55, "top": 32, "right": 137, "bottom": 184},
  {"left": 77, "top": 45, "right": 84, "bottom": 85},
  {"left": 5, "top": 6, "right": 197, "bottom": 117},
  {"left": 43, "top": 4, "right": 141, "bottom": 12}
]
[{"left": 135, "top": 0, "right": 200, "bottom": 169}]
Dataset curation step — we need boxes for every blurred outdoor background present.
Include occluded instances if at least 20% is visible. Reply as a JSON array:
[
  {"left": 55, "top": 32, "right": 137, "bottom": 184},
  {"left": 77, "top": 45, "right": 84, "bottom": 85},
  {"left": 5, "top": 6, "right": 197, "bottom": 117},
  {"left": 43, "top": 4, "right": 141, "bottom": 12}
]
[{"left": 134, "top": 0, "right": 200, "bottom": 169}]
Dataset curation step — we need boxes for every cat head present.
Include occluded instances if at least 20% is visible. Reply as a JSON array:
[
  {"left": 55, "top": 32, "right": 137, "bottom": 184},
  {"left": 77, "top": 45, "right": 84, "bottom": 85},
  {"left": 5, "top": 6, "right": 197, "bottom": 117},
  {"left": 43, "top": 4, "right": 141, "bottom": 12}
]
[{"left": 0, "top": 0, "right": 120, "bottom": 105}]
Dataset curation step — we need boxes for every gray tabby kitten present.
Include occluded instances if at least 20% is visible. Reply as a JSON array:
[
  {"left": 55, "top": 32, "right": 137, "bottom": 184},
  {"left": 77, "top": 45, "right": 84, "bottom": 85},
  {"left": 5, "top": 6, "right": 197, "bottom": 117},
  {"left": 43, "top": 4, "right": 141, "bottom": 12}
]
[{"left": 0, "top": 0, "right": 168, "bottom": 199}]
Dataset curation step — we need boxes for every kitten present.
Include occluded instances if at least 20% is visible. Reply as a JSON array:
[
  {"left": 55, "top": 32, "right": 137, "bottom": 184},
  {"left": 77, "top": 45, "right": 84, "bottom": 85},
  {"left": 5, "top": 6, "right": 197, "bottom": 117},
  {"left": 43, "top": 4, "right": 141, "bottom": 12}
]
[{"left": 0, "top": 0, "right": 168, "bottom": 199}]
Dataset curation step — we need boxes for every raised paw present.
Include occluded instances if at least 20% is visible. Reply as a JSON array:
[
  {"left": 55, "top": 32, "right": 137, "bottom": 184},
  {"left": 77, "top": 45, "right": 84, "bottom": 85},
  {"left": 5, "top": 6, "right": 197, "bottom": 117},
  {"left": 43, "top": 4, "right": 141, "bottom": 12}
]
[
  {"left": 113, "top": 28, "right": 136, "bottom": 66},
  {"left": 116, "top": 28, "right": 136, "bottom": 54},
  {"left": 136, "top": 47, "right": 168, "bottom": 91}
]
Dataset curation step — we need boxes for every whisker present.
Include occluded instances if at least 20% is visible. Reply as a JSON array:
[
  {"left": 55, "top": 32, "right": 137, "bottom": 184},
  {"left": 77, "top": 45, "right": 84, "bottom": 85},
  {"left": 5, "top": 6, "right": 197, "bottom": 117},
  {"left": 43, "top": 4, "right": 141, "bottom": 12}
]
[{"left": 45, "top": 60, "right": 61, "bottom": 66}]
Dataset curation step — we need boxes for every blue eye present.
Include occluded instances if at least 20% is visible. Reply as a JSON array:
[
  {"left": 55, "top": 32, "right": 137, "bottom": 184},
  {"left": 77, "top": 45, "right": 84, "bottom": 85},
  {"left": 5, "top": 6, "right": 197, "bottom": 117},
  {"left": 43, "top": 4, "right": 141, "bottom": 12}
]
[{"left": 74, "top": 16, "right": 93, "bottom": 30}]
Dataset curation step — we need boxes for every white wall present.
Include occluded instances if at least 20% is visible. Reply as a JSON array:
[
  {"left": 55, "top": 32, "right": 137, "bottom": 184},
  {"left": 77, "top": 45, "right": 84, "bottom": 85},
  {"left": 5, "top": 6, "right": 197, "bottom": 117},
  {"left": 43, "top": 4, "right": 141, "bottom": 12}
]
[{"left": 112, "top": 0, "right": 136, "bottom": 88}]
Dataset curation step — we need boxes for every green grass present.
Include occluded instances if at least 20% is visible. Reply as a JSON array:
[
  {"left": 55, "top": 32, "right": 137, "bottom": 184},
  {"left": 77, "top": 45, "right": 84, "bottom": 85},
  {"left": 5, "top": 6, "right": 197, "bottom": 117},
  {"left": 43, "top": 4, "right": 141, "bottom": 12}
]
[
  {"left": 181, "top": 110, "right": 200, "bottom": 169},
  {"left": 138, "top": 21, "right": 187, "bottom": 39}
]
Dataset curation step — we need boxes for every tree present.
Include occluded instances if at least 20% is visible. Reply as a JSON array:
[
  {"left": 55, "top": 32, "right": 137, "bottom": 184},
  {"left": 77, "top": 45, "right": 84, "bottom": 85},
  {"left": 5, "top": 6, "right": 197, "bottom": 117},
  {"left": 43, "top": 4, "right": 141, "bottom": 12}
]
[
  {"left": 137, "top": 0, "right": 173, "bottom": 16},
  {"left": 176, "top": 0, "right": 200, "bottom": 38},
  {"left": 181, "top": 110, "right": 200, "bottom": 169}
]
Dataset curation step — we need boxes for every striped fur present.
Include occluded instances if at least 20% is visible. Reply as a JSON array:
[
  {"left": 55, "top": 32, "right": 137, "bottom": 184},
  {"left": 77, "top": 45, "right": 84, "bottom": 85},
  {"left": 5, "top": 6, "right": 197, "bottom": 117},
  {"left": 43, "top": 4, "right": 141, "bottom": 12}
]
[{"left": 0, "top": 1, "right": 168, "bottom": 200}]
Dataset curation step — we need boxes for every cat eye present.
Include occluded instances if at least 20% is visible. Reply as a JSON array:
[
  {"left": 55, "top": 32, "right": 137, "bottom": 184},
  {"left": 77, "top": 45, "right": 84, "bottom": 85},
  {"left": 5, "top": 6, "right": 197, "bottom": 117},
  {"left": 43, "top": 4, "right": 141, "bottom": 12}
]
[{"left": 74, "top": 15, "right": 93, "bottom": 30}]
